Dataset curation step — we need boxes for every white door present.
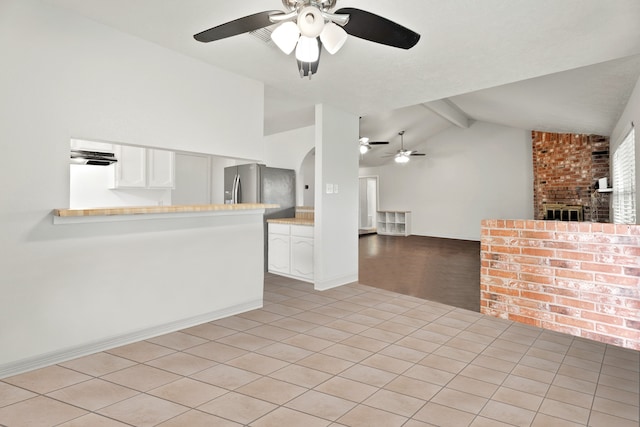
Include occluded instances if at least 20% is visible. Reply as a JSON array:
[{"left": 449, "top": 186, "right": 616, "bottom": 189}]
[
  {"left": 358, "top": 176, "right": 378, "bottom": 231},
  {"left": 172, "top": 153, "right": 211, "bottom": 205}
]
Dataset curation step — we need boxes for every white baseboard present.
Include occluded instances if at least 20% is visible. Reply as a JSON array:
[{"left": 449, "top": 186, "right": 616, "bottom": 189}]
[
  {"left": 0, "top": 299, "right": 262, "bottom": 379},
  {"left": 314, "top": 273, "right": 358, "bottom": 291}
]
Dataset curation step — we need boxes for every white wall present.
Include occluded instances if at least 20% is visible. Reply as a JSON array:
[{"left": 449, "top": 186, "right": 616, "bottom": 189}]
[
  {"left": 70, "top": 164, "right": 172, "bottom": 208},
  {"left": 360, "top": 121, "right": 534, "bottom": 241},
  {"left": 172, "top": 153, "right": 211, "bottom": 205},
  {"left": 300, "top": 150, "right": 316, "bottom": 207},
  {"left": 264, "top": 125, "right": 315, "bottom": 206},
  {"left": 610, "top": 74, "right": 640, "bottom": 224},
  {"left": 314, "top": 105, "right": 360, "bottom": 290},
  {"left": 0, "top": 0, "right": 266, "bottom": 374}
]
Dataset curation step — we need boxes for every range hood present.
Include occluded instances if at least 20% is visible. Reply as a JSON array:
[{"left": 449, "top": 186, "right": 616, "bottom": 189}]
[{"left": 70, "top": 149, "right": 118, "bottom": 166}]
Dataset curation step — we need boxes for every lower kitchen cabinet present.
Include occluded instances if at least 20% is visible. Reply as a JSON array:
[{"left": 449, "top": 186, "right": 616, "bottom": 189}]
[
  {"left": 291, "top": 235, "right": 314, "bottom": 280},
  {"left": 268, "top": 223, "right": 314, "bottom": 282},
  {"left": 268, "top": 232, "right": 290, "bottom": 274}
]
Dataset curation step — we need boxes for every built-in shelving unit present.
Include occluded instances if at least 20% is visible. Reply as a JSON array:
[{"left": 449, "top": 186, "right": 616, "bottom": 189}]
[{"left": 376, "top": 211, "right": 411, "bottom": 236}]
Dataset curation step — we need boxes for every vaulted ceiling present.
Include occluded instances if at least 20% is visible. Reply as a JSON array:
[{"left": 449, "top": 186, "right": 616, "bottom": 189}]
[{"left": 45, "top": 0, "right": 640, "bottom": 166}]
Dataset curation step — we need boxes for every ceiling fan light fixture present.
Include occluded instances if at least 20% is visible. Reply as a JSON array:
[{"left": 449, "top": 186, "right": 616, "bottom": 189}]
[
  {"left": 360, "top": 144, "right": 370, "bottom": 154},
  {"left": 296, "top": 36, "right": 320, "bottom": 62},
  {"left": 297, "top": 6, "right": 325, "bottom": 38},
  {"left": 194, "top": 2, "right": 421, "bottom": 80},
  {"left": 394, "top": 153, "right": 410, "bottom": 164},
  {"left": 271, "top": 21, "right": 300, "bottom": 54},
  {"left": 320, "top": 22, "right": 347, "bottom": 54}
]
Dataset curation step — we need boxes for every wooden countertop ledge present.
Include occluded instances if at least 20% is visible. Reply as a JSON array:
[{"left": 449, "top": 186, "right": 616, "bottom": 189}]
[
  {"left": 267, "top": 218, "right": 314, "bottom": 226},
  {"left": 54, "top": 203, "right": 279, "bottom": 217}
]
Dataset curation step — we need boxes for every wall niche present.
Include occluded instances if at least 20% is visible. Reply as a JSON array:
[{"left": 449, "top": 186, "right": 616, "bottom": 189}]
[{"left": 532, "top": 131, "right": 610, "bottom": 222}]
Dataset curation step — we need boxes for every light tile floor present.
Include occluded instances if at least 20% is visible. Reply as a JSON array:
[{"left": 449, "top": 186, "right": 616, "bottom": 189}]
[{"left": 1, "top": 274, "right": 638, "bottom": 426}]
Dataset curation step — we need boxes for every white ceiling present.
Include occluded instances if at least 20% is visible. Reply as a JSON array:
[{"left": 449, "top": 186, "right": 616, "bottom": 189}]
[{"left": 44, "top": 0, "right": 640, "bottom": 166}]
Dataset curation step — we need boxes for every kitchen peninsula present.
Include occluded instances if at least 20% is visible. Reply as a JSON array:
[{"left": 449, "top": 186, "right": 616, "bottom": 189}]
[
  {"left": 53, "top": 203, "right": 278, "bottom": 223},
  {"left": 0, "top": 203, "right": 275, "bottom": 378}
]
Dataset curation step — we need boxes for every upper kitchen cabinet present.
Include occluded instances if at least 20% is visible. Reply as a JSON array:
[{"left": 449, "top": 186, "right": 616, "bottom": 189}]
[
  {"left": 109, "top": 146, "right": 175, "bottom": 189},
  {"left": 147, "top": 148, "right": 175, "bottom": 188}
]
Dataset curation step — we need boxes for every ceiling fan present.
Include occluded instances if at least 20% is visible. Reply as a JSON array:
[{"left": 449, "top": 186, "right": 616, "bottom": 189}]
[
  {"left": 359, "top": 137, "right": 389, "bottom": 154},
  {"left": 194, "top": 0, "right": 421, "bottom": 78},
  {"left": 384, "top": 131, "right": 425, "bottom": 163}
]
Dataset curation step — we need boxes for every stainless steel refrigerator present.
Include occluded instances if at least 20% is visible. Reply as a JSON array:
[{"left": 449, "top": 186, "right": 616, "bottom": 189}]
[{"left": 224, "top": 163, "right": 296, "bottom": 269}]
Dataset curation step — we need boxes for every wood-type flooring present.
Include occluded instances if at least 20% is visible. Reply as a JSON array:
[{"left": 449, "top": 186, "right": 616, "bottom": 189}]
[{"left": 359, "top": 234, "right": 481, "bottom": 312}]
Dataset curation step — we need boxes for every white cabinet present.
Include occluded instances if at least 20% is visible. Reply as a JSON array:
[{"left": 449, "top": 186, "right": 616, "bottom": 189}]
[
  {"left": 110, "top": 146, "right": 175, "bottom": 189},
  {"left": 147, "top": 148, "right": 175, "bottom": 188},
  {"left": 268, "top": 224, "right": 291, "bottom": 275},
  {"left": 111, "top": 145, "right": 146, "bottom": 188},
  {"left": 268, "top": 223, "right": 314, "bottom": 282},
  {"left": 290, "top": 225, "right": 314, "bottom": 281},
  {"left": 70, "top": 139, "right": 113, "bottom": 152},
  {"left": 377, "top": 211, "right": 411, "bottom": 236}
]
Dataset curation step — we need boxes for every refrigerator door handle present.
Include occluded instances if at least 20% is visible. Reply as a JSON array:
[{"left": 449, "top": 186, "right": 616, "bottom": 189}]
[{"left": 233, "top": 173, "right": 240, "bottom": 204}]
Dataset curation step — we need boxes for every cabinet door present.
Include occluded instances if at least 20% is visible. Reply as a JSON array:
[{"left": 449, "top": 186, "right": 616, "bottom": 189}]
[
  {"left": 291, "top": 236, "right": 314, "bottom": 280},
  {"left": 111, "top": 145, "right": 146, "bottom": 188},
  {"left": 268, "top": 234, "right": 290, "bottom": 274},
  {"left": 147, "top": 149, "right": 175, "bottom": 189}
]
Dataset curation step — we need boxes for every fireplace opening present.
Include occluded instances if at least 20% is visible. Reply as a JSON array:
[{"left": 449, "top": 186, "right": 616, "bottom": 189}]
[{"left": 544, "top": 204, "right": 583, "bottom": 221}]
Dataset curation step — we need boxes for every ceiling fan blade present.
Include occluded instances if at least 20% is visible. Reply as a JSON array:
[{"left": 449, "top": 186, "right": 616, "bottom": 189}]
[
  {"left": 410, "top": 153, "right": 426, "bottom": 156},
  {"left": 336, "top": 8, "right": 420, "bottom": 49},
  {"left": 368, "top": 141, "right": 389, "bottom": 145},
  {"left": 194, "top": 11, "right": 283, "bottom": 43}
]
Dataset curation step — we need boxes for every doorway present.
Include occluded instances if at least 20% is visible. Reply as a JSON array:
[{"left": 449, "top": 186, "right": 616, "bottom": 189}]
[{"left": 358, "top": 176, "right": 378, "bottom": 235}]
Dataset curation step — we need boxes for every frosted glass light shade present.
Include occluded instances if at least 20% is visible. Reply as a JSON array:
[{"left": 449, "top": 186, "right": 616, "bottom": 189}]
[
  {"left": 296, "top": 36, "right": 320, "bottom": 62},
  {"left": 271, "top": 21, "right": 300, "bottom": 55},
  {"left": 297, "top": 6, "right": 324, "bottom": 38},
  {"left": 320, "top": 22, "right": 348, "bottom": 54},
  {"left": 360, "top": 144, "right": 370, "bottom": 154},
  {"left": 395, "top": 154, "right": 410, "bottom": 164}
]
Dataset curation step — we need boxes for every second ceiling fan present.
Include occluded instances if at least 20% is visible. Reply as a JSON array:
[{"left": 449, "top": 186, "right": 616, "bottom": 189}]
[
  {"left": 384, "top": 131, "right": 425, "bottom": 163},
  {"left": 194, "top": 0, "right": 420, "bottom": 78},
  {"left": 359, "top": 137, "right": 389, "bottom": 154}
]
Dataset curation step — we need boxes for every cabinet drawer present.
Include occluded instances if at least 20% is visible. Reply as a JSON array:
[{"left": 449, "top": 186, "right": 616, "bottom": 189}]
[
  {"left": 291, "top": 225, "right": 313, "bottom": 237},
  {"left": 269, "top": 223, "right": 290, "bottom": 235}
]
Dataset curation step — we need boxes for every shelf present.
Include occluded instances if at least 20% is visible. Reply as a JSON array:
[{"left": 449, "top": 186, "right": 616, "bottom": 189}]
[
  {"left": 376, "top": 210, "right": 411, "bottom": 236},
  {"left": 597, "top": 188, "right": 613, "bottom": 193}
]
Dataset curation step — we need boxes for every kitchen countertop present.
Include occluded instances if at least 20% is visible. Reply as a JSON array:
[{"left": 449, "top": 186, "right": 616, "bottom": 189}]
[
  {"left": 54, "top": 203, "right": 279, "bottom": 217},
  {"left": 267, "top": 218, "right": 314, "bottom": 226}
]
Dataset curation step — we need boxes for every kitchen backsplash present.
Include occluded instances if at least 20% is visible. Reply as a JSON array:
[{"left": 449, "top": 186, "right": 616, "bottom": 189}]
[{"left": 295, "top": 206, "right": 314, "bottom": 220}]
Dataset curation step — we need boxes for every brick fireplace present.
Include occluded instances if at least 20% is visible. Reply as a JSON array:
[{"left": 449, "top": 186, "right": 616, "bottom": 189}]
[{"left": 532, "top": 132, "right": 610, "bottom": 222}]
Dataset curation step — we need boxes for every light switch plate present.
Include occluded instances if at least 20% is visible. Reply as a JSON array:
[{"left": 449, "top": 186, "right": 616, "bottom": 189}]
[
  {"left": 334, "top": 184, "right": 339, "bottom": 194},
  {"left": 326, "top": 183, "right": 333, "bottom": 194}
]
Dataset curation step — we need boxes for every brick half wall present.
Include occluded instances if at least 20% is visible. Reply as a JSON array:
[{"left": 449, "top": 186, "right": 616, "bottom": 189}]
[{"left": 481, "top": 219, "right": 640, "bottom": 350}]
